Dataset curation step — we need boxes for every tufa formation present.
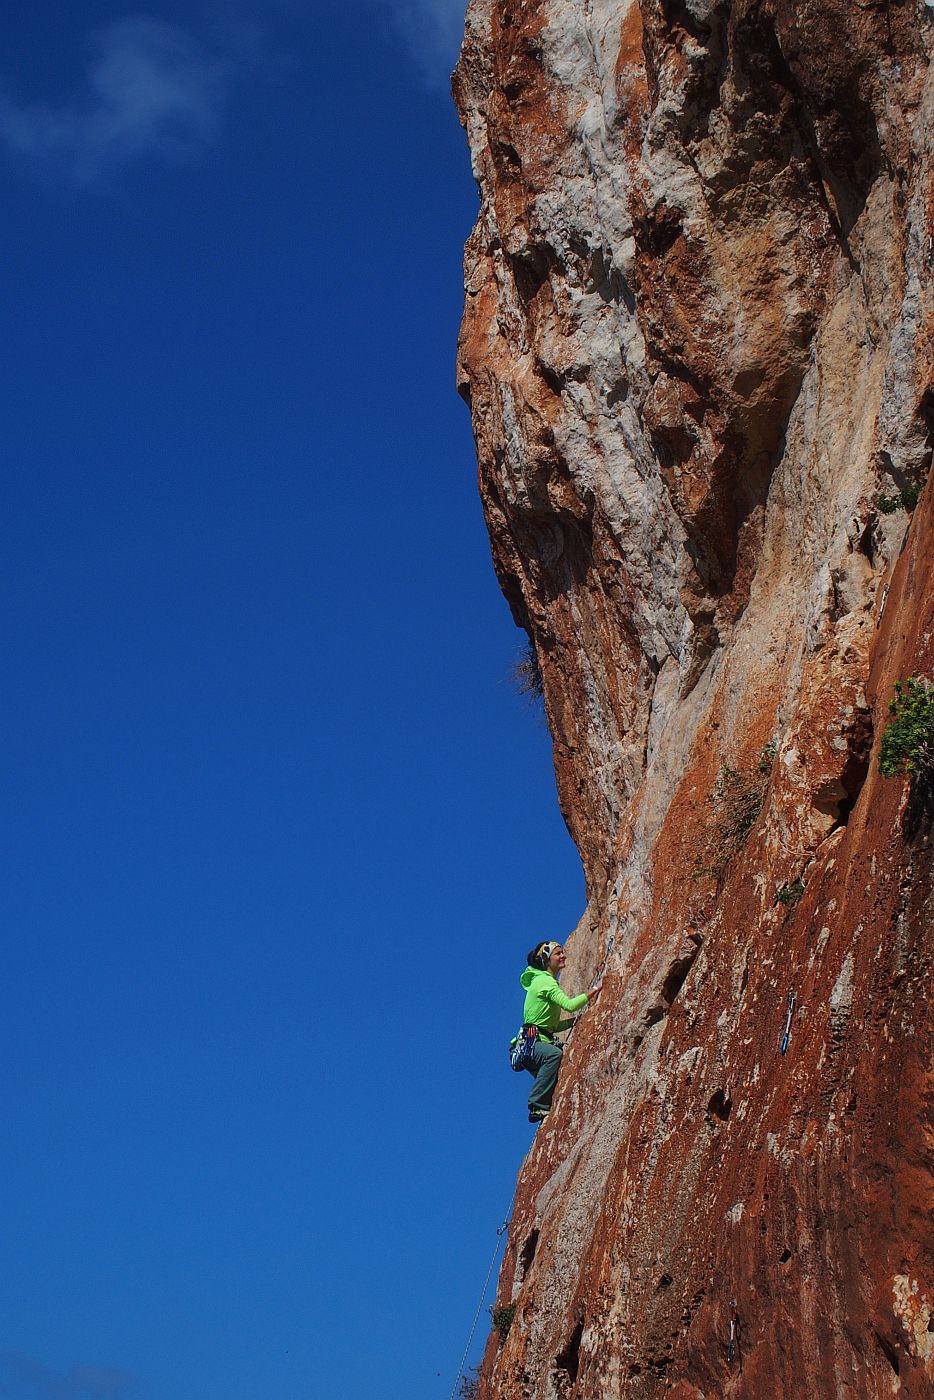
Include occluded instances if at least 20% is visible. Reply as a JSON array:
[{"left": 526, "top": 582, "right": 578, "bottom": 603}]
[{"left": 454, "top": 0, "right": 934, "bottom": 1396}]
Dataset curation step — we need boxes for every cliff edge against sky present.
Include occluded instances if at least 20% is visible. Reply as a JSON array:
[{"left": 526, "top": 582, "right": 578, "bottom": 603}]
[{"left": 454, "top": 1, "right": 934, "bottom": 1394}]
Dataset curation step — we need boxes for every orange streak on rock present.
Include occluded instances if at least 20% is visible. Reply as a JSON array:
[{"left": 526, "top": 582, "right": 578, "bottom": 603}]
[{"left": 455, "top": 1, "right": 934, "bottom": 1393}]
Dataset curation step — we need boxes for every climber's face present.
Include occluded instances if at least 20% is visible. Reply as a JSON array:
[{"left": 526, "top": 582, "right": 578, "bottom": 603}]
[{"left": 549, "top": 945, "right": 566, "bottom": 972}]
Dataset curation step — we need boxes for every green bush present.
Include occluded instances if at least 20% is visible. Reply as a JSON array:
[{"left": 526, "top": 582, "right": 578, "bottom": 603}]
[
  {"left": 491, "top": 1304, "right": 517, "bottom": 1338},
  {"left": 879, "top": 678, "right": 934, "bottom": 779},
  {"left": 877, "top": 485, "right": 920, "bottom": 515}
]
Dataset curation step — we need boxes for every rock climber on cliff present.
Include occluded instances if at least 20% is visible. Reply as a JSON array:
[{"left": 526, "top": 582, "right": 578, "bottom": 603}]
[{"left": 518, "top": 942, "right": 603, "bottom": 1123}]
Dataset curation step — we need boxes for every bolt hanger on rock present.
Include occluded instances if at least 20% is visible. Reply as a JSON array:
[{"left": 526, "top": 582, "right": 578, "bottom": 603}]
[{"left": 728, "top": 1299, "right": 740, "bottom": 1366}]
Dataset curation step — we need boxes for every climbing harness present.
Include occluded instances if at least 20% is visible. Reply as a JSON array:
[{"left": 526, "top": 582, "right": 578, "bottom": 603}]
[
  {"left": 448, "top": 1217, "right": 509, "bottom": 1400},
  {"left": 727, "top": 1299, "right": 739, "bottom": 1365},
  {"left": 509, "top": 1024, "right": 540, "bottom": 1072},
  {"left": 784, "top": 991, "right": 795, "bottom": 1052}
]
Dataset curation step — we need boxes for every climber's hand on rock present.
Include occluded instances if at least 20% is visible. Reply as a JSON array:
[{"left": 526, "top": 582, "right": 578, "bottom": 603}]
[{"left": 590, "top": 978, "right": 604, "bottom": 997}]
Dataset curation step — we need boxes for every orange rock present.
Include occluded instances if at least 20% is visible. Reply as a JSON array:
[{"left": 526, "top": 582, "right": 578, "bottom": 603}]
[{"left": 455, "top": 0, "right": 934, "bottom": 1393}]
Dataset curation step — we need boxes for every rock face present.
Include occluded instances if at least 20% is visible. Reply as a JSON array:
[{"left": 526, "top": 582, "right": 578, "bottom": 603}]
[{"left": 454, "top": 2, "right": 934, "bottom": 1395}]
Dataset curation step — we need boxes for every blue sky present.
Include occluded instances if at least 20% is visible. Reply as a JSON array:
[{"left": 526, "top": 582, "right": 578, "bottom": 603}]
[{"left": 1, "top": 5, "right": 585, "bottom": 1399}]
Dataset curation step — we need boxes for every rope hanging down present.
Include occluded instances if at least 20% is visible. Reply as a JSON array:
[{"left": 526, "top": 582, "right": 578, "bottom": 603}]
[{"left": 448, "top": 1218, "right": 509, "bottom": 1400}]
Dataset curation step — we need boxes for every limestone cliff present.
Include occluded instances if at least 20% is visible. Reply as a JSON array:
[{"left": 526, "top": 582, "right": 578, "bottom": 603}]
[{"left": 454, "top": 1, "right": 934, "bottom": 1394}]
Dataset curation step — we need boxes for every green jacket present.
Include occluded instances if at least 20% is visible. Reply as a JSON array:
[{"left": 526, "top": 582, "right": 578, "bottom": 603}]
[{"left": 520, "top": 966, "right": 589, "bottom": 1035}]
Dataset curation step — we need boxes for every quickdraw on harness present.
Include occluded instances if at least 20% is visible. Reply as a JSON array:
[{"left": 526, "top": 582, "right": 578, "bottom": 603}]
[
  {"left": 510, "top": 1024, "right": 540, "bottom": 1072},
  {"left": 780, "top": 990, "right": 797, "bottom": 1055},
  {"left": 727, "top": 1299, "right": 739, "bottom": 1365}
]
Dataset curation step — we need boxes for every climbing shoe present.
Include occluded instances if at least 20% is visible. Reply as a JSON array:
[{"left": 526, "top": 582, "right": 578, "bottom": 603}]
[{"left": 528, "top": 1108, "right": 549, "bottom": 1123}]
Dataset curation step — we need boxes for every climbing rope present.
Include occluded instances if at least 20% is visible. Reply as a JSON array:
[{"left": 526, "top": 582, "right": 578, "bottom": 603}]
[{"left": 448, "top": 1217, "right": 509, "bottom": 1400}]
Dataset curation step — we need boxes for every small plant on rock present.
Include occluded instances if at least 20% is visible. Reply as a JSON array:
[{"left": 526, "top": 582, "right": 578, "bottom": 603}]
[
  {"left": 491, "top": 1304, "right": 517, "bottom": 1339},
  {"left": 879, "top": 678, "right": 934, "bottom": 780},
  {"left": 694, "top": 746, "right": 775, "bottom": 884},
  {"left": 512, "top": 638, "right": 544, "bottom": 703},
  {"left": 458, "top": 1367, "right": 481, "bottom": 1399},
  {"left": 775, "top": 879, "right": 805, "bottom": 907},
  {"left": 877, "top": 485, "right": 920, "bottom": 515},
  {"left": 757, "top": 742, "right": 777, "bottom": 773}
]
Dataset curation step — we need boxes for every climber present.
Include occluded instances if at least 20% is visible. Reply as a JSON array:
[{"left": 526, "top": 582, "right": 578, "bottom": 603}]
[{"left": 519, "top": 941, "right": 603, "bottom": 1123}]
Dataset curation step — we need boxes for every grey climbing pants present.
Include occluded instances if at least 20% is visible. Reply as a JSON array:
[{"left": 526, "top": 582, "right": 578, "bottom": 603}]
[{"left": 526, "top": 1038, "right": 563, "bottom": 1113}]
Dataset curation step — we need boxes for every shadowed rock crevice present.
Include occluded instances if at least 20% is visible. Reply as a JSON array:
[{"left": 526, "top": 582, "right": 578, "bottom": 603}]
[
  {"left": 509, "top": 242, "right": 554, "bottom": 306},
  {"left": 874, "top": 1327, "right": 901, "bottom": 1378},
  {"left": 553, "top": 1318, "right": 583, "bottom": 1392},
  {"left": 660, "top": 940, "right": 700, "bottom": 1007},
  {"left": 706, "top": 1088, "right": 732, "bottom": 1121},
  {"left": 517, "top": 1229, "right": 539, "bottom": 1283},
  {"left": 729, "top": 3, "right": 884, "bottom": 240},
  {"left": 904, "top": 768, "right": 934, "bottom": 841},
  {"left": 812, "top": 703, "right": 873, "bottom": 832}
]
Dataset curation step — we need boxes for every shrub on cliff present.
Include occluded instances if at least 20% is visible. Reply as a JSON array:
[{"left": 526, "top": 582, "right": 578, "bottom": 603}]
[
  {"left": 458, "top": 1367, "right": 480, "bottom": 1398},
  {"left": 512, "top": 638, "right": 544, "bottom": 702},
  {"left": 876, "top": 484, "right": 920, "bottom": 514},
  {"left": 879, "top": 678, "right": 934, "bottom": 779},
  {"left": 490, "top": 1304, "right": 516, "bottom": 1338},
  {"left": 694, "top": 745, "right": 775, "bottom": 884}
]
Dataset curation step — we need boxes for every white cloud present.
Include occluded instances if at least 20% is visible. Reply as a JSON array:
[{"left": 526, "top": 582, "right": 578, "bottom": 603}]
[
  {"left": 0, "top": 16, "right": 247, "bottom": 184},
  {"left": 368, "top": 0, "right": 467, "bottom": 88},
  {"left": 0, "top": 2, "right": 469, "bottom": 186}
]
